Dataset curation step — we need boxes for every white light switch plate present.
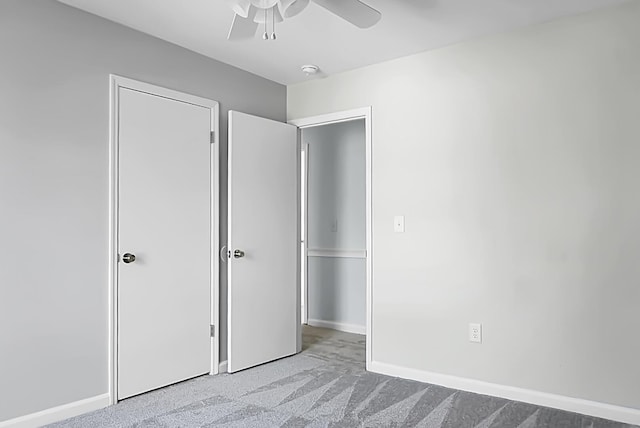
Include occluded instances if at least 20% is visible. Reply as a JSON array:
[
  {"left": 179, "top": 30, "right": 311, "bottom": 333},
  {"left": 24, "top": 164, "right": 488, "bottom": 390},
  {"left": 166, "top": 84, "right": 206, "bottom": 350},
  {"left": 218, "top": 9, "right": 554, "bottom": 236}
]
[{"left": 394, "top": 216, "right": 405, "bottom": 233}]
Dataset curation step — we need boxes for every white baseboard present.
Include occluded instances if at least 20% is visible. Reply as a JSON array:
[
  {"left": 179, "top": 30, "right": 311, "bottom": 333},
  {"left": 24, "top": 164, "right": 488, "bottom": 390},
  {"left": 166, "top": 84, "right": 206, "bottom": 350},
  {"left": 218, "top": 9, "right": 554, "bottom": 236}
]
[
  {"left": 369, "top": 361, "right": 640, "bottom": 426},
  {"left": 307, "top": 319, "right": 366, "bottom": 335},
  {"left": 218, "top": 360, "right": 228, "bottom": 374},
  {"left": 0, "top": 393, "right": 110, "bottom": 428}
]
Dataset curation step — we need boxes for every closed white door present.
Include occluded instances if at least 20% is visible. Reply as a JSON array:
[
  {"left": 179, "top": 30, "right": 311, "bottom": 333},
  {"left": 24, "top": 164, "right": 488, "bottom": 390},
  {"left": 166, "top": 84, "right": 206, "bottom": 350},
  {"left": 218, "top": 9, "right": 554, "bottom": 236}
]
[
  {"left": 227, "top": 111, "right": 300, "bottom": 373},
  {"left": 117, "top": 87, "right": 213, "bottom": 399}
]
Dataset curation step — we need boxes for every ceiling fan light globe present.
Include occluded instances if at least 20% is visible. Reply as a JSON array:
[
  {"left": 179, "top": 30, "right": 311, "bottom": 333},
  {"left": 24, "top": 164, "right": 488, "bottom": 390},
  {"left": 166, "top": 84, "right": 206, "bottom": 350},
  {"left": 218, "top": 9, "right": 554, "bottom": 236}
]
[
  {"left": 278, "top": 0, "right": 310, "bottom": 18},
  {"left": 226, "top": 0, "right": 252, "bottom": 17},
  {"left": 250, "top": 0, "right": 279, "bottom": 9}
]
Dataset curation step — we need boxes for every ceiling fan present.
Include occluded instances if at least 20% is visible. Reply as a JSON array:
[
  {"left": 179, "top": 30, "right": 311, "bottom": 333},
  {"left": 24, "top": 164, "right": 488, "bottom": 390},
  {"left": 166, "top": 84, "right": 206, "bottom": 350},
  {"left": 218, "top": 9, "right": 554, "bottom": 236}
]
[{"left": 226, "top": 0, "right": 382, "bottom": 40}]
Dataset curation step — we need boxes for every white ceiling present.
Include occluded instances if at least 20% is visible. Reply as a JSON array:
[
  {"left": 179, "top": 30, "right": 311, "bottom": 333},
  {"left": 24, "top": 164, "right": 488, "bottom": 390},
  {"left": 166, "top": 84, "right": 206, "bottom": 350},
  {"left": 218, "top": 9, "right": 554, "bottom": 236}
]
[{"left": 58, "top": 0, "right": 626, "bottom": 85}]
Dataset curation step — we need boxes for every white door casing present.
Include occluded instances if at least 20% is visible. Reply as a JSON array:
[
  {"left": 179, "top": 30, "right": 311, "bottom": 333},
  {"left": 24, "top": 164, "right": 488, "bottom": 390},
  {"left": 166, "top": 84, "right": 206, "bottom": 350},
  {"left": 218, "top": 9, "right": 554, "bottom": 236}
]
[
  {"left": 109, "top": 76, "right": 219, "bottom": 402},
  {"left": 289, "top": 107, "right": 373, "bottom": 370},
  {"left": 227, "top": 111, "right": 300, "bottom": 373},
  {"left": 301, "top": 143, "right": 309, "bottom": 325}
]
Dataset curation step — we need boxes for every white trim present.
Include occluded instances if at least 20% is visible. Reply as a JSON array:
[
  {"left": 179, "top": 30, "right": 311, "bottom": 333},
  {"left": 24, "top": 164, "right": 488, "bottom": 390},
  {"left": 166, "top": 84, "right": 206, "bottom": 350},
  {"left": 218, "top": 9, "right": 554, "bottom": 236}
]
[
  {"left": 369, "top": 361, "right": 640, "bottom": 426},
  {"left": 307, "top": 248, "right": 366, "bottom": 259},
  {"left": 296, "top": 129, "right": 303, "bottom": 353},
  {"left": 109, "top": 75, "right": 220, "bottom": 405},
  {"left": 210, "top": 102, "right": 221, "bottom": 377},
  {"left": 110, "top": 76, "right": 219, "bottom": 109},
  {"left": 218, "top": 360, "right": 228, "bottom": 374},
  {"left": 226, "top": 112, "right": 235, "bottom": 370},
  {"left": 289, "top": 106, "right": 373, "bottom": 371},
  {"left": 307, "top": 319, "right": 366, "bottom": 335},
  {"left": 301, "top": 142, "right": 309, "bottom": 326},
  {"left": 289, "top": 108, "right": 371, "bottom": 129},
  {"left": 0, "top": 394, "right": 110, "bottom": 428}
]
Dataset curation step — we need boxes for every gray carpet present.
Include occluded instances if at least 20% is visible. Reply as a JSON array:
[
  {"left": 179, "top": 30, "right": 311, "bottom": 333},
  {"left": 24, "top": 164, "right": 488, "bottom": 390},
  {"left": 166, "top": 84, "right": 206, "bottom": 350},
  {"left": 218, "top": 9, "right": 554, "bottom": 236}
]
[{"left": 49, "top": 326, "right": 636, "bottom": 428}]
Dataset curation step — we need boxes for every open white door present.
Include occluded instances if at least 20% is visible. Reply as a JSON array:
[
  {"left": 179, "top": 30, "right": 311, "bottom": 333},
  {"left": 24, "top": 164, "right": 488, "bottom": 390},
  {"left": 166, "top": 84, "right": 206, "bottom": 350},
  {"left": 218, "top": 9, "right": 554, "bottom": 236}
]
[{"left": 227, "top": 111, "right": 300, "bottom": 373}]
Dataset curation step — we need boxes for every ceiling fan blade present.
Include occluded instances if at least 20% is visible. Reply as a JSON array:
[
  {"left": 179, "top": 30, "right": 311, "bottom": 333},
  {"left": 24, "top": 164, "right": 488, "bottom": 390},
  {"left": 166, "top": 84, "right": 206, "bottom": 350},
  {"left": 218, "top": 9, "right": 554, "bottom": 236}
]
[
  {"left": 224, "top": 0, "right": 251, "bottom": 18},
  {"left": 311, "top": 0, "right": 381, "bottom": 29},
  {"left": 227, "top": 6, "right": 259, "bottom": 40},
  {"left": 278, "top": 0, "right": 310, "bottom": 18}
]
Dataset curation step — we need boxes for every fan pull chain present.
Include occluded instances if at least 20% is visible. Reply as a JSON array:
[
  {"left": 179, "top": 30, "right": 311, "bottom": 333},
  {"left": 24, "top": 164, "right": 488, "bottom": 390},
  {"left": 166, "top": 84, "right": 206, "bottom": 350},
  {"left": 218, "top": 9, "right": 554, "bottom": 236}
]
[
  {"left": 271, "top": 6, "right": 277, "bottom": 40},
  {"left": 262, "top": 8, "right": 268, "bottom": 40}
]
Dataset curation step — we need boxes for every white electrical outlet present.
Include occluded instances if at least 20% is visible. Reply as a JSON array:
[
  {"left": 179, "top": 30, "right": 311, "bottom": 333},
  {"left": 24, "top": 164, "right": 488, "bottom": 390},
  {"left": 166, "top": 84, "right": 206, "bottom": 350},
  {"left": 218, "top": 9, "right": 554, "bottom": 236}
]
[{"left": 469, "top": 323, "right": 482, "bottom": 343}]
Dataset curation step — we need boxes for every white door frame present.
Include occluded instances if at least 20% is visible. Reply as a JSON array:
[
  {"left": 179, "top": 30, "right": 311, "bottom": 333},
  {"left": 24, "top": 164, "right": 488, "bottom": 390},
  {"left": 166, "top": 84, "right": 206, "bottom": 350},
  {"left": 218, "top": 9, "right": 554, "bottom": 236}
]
[
  {"left": 300, "top": 142, "right": 309, "bottom": 325},
  {"left": 289, "top": 107, "right": 373, "bottom": 370},
  {"left": 108, "top": 75, "right": 220, "bottom": 405}
]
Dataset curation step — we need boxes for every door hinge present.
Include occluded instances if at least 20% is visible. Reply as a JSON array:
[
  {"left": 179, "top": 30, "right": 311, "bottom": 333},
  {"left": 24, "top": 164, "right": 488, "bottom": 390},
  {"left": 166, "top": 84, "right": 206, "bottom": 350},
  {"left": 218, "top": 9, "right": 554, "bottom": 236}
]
[
  {"left": 210, "top": 131, "right": 215, "bottom": 144},
  {"left": 210, "top": 324, "right": 215, "bottom": 338}
]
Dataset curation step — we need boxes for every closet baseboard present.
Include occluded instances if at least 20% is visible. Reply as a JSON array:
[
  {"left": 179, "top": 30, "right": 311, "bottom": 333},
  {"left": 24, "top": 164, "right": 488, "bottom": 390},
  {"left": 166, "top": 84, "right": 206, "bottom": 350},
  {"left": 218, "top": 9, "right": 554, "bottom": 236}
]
[{"left": 307, "top": 319, "right": 365, "bottom": 335}]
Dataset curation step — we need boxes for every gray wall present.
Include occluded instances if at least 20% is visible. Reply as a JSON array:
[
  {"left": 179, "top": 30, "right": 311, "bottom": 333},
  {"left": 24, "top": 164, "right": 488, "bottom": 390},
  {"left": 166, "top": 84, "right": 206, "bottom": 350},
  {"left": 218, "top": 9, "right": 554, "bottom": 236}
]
[
  {"left": 304, "top": 121, "right": 366, "bottom": 329},
  {"left": 0, "top": 0, "right": 285, "bottom": 421},
  {"left": 307, "top": 258, "right": 366, "bottom": 328},
  {"left": 289, "top": 1, "right": 640, "bottom": 411}
]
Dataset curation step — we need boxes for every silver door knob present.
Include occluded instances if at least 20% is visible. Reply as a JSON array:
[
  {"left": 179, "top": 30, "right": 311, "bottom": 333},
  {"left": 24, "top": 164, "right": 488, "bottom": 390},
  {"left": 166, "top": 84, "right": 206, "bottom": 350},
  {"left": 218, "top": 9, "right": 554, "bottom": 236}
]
[
  {"left": 122, "top": 253, "right": 136, "bottom": 264},
  {"left": 233, "top": 249, "right": 245, "bottom": 259}
]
